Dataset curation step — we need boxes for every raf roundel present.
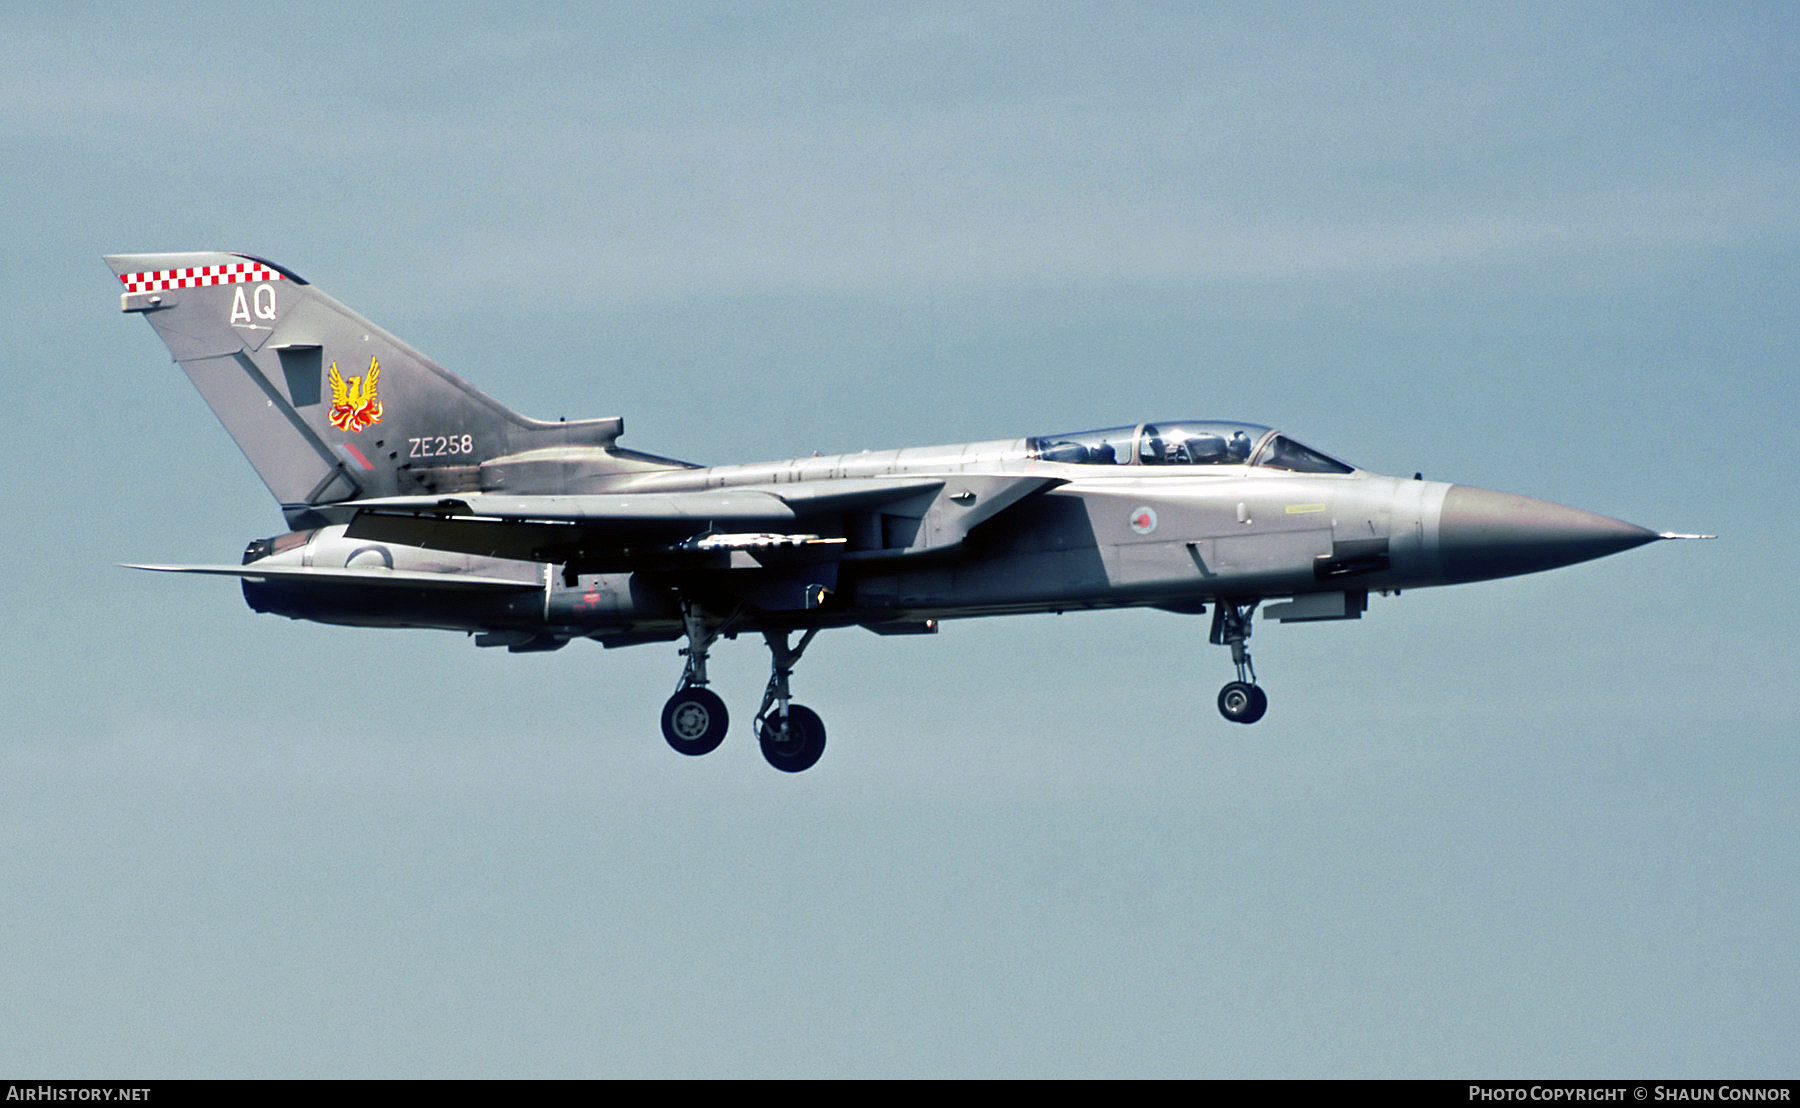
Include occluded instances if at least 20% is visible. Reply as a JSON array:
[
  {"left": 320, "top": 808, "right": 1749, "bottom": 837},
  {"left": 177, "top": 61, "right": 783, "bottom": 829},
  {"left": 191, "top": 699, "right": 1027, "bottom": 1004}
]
[{"left": 1129, "top": 506, "right": 1158, "bottom": 535}]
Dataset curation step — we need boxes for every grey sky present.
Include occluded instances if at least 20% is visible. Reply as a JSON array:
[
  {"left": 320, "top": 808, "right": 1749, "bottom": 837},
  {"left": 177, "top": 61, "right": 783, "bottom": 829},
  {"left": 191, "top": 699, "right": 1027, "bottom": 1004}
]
[{"left": 3, "top": 1, "right": 1795, "bottom": 1077}]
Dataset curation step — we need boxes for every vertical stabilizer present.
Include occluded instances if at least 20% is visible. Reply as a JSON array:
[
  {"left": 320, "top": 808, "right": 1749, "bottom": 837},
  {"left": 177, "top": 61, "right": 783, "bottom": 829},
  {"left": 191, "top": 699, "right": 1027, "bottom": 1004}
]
[{"left": 106, "top": 252, "right": 631, "bottom": 522}]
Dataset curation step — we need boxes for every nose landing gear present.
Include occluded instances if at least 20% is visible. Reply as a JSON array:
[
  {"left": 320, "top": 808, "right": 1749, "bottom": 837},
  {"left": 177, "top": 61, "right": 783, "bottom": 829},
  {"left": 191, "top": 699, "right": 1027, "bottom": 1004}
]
[
  {"left": 1217, "top": 680, "right": 1267, "bottom": 724},
  {"left": 1210, "top": 600, "right": 1268, "bottom": 724}
]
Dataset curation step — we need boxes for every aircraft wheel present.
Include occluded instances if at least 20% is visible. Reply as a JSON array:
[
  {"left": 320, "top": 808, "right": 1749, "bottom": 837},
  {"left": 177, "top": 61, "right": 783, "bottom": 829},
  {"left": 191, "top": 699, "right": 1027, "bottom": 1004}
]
[
  {"left": 662, "top": 687, "right": 729, "bottom": 756},
  {"left": 757, "top": 704, "right": 826, "bottom": 773},
  {"left": 1217, "top": 682, "right": 1268, "bottom": 725}
]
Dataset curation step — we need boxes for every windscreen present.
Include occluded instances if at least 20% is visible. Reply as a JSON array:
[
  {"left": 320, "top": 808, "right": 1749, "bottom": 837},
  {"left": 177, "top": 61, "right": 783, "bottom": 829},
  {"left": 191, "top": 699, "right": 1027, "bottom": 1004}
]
[{"left": 1252, "top": 435, "right": 1355, "bottom": 474}]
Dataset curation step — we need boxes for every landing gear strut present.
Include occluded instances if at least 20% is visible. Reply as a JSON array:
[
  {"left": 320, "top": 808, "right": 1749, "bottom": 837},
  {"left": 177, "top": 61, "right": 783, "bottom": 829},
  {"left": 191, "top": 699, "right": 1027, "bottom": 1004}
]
[
  {"left": 661, "top": 601, "right": 729, "bottom": 756},
  {"left": 1210, "top": 600, "right": 1268, "bottom": 724},
  {"left": 657, "top": 607, "right": 829, "bottom": 771},
  {"left": 755, "top": 627, "right": 826, "bottom": 773}
]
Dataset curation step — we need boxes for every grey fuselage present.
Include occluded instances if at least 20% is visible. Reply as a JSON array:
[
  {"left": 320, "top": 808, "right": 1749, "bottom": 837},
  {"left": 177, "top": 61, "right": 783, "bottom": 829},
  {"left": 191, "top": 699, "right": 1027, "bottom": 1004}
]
[{"left": 239, "top": 431, "right": 1626, "bottom": 647}]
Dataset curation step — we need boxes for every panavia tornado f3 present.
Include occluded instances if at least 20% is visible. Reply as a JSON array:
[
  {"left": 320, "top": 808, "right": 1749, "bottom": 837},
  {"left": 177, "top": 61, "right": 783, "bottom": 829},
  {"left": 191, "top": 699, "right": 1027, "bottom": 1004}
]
[{"left": 109, "top": 252, "right": 1708, "bottom": 773}]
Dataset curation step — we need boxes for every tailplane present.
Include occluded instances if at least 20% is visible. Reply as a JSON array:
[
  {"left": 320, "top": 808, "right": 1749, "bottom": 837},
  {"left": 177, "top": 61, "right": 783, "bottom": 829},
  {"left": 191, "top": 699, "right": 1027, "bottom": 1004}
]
[{"left": 107, "top": 252, "right": 671, "bottom": 525}]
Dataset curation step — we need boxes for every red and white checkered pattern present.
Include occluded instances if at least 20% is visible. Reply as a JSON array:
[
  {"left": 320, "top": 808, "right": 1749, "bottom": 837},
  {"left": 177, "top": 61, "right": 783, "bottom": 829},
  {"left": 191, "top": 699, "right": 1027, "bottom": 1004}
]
[{"left": 118, "top": 261, "right": 284, "bottom": 293}]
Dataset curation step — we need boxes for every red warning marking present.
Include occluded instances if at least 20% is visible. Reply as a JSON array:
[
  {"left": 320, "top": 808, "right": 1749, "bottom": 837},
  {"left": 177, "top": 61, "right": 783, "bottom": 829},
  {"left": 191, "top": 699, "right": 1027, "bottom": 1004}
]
[{"left": 119, "top": 262, "right": 284, "bottom": 293}]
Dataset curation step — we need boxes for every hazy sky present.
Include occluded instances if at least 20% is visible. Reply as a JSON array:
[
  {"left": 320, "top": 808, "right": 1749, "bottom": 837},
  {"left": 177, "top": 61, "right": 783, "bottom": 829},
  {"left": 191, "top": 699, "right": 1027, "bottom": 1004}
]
[{"left": 4, "top": 2, "right": 1796, "bottom": 1077}]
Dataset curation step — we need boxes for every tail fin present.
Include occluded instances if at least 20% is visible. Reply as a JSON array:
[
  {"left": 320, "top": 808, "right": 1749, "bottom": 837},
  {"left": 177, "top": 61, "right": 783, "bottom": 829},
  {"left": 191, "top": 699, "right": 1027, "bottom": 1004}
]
[{"left": 107, "top": 252, "right": 649, "bottom": 524}]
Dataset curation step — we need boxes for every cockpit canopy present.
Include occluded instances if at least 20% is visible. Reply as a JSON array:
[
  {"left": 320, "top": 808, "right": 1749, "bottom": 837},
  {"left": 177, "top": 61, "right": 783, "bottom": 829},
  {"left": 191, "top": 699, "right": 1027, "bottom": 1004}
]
[{"left": 1028, "top": 421, "right": 1355, "bottom": 474}]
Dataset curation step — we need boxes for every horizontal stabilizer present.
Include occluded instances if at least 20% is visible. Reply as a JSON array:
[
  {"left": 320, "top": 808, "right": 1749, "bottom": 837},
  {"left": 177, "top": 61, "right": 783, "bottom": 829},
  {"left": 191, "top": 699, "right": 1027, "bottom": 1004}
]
[{"left": 123, "top": 563, "right": 541, "bottom": 592}]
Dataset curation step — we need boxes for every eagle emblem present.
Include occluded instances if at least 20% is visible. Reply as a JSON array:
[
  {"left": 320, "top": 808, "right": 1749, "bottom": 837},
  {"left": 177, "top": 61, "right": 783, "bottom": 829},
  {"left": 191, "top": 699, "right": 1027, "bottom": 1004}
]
[{"left": 327, "top": 357, "right": 384, "bottom": 433}]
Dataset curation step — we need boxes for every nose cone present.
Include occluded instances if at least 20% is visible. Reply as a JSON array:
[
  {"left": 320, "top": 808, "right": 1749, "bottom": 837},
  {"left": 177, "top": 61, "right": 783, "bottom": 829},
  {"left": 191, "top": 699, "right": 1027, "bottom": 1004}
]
[{"left": 1436, "top": 485, "right": 1660, "bottom": 583}]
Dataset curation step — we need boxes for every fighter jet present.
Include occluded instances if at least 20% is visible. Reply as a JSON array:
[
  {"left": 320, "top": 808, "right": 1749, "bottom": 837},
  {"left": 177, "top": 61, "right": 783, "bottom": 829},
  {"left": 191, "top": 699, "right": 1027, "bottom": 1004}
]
[{"left": 108, "top": 252, "right": 1707, "bottom": 772}]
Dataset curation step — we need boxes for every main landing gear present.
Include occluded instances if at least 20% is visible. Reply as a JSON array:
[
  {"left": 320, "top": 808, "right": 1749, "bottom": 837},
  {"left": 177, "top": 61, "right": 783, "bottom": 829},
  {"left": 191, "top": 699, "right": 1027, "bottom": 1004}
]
[
  {"left": 661, "top": 602, "right": 729, "bottom": 756},
  {"left": 1210, "top": 599, "right": 1268, "bottom": 724},
  {"left": 658, "top": 602, "right": 827, "bottom": 772},
  {"left": 754, "top": 628, "right": 825, "bottom": 774}
]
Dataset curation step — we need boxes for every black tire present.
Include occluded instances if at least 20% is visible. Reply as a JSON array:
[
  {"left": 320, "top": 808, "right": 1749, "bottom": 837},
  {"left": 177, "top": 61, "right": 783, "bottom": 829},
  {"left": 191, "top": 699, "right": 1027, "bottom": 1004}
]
[
  {"left": 661, "top": 687, "right": 729, "bottom": 756},
  {"left": 1217, "top": 681, "right": 1268, "bottom": 724},
  {"left": 757, "top": 704, "right": 827, "bottom": 773}
]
